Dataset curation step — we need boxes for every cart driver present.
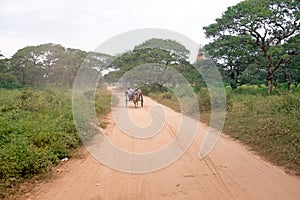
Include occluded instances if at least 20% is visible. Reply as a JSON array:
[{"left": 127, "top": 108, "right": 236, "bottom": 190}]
[{"left": 126, "top": 87, "right": 135, "bottom": 99}]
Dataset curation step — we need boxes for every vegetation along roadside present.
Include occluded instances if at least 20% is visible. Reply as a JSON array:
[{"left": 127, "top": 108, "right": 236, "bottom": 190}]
[
  {"left": 0, "top": 86, "right": 112, "bottom": 198},
  {"left": 144, "top": 85, "right": 300, "bottom": 176}
]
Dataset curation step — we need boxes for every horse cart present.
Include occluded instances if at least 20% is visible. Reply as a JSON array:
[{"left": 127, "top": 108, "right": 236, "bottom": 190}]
[{"left": 125, "top": 88, "right": 143, "bottom": 108}]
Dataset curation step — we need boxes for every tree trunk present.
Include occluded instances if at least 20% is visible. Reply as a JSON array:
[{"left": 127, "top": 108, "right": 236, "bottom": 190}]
[
  {"left": 22, "top": 68, "right": 26, "bottom": 87},
  {"left": 157, "top": 84, "right": 163, "bottom": 92},
  {"left": 231, "top": 82, "right": 237, "bottom": 89},
  {"left": 287, "top": 73, "right": 292, "bottom": 90},
  {"left": 267, "top": 66, "right": 274, "bottom": 93},
  {"left": 284, "top": 68, "right": 292, "bottom": 90},
  {"left": 265, "top": 51, "right": 276, "bottom": 93},
  {"left": 229, "top": 70, "right": 238, "bottom": 89},
  {"left": 267, "top": 78, "right": 273, "bottom": 93}
]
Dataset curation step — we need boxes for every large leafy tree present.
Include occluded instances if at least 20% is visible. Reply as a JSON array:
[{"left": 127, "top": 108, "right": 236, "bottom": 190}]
[
  {"left": 75, "top": 51, "right": 114, "bottom": 87},
  {"left": 6, "top": 44, "right": 114, "bottom": 88},
  {"left": 10, "top": 43, "right": 91, "bottom": 87},
  {"left": 10, "top": 46, "right": 40, "bottom": 86},
  {"left": 105, "top": 47, "right": 181, "bottom": 89},
  {"left": 53, "top": 48, "right": 87, "bottom": 87},
  {"left": 204, "top": 0, "right": 300, "bottom": 92},
  {"left": 204, "top": 35, "right": 266, "bottom": 88},
  {"left": 0, "top": 53, "right": 8, "bottom": 74},
  {"left": 0, "top": 53, "right": 17, "bottom": 85},
  {"left": 32, "top": 43, "right": 66, "bottom": 83},
  {"left": 275, "top": 34, "right": 300, "bottom": 88},
  {"left": 134, "top": 38, "right": 190, "bottom": 60},
  {"left": 104, "top": 38, "right": 201, "bottom": 90},
  {"left": 10, "top": 44, "right": 67, "bottom": 86}
]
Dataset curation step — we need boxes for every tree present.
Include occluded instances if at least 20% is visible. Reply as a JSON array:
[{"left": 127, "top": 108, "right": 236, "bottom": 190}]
[
  {"left": 0, "top": 53, "right": 8, "bottom": 73},
  {"left": 10, "top": 44, "right": 68, "bottom": 86},
  {"left": 284, "top": 34, "right": 300, "bottom": 88},
  {"left": 204, "top": 0, "right": 300, "bottom": 92},
  {"left": 275, "top": 34, "right": 300, "bottom": 89},
  {"left": 0, "top": 53, "right": 18, "bottom": 86},
  {"left": 10, "top": 46, "right": 39, "bottom": 86},
  {"left": 134, "top": 38, "right": 190, "bottom": 60},
  {"left": 106, "top": 48, "right": 178, "bottom": 90},
  {"left": 105, "top": 38, "right": 197, "bottom": 90},
  {"left": 76, "top": 51, "right": 114, "bottom": 87},
  {"left": 204, "top": 35, "right": 267, "bottom": 88},
  {"left": 32, "top": 43, "right": 66, "bottom": 84},
  {"left": 54, "top": 48, "right": 87, "bottom": 87},
  {"left": 9, "top": 44, "right": 92, "bottom": 87}
]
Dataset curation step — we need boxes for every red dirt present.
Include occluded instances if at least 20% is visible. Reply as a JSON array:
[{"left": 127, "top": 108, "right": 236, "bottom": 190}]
[{"left": 27, "top": 95, "right": 300, "bottom": 200}]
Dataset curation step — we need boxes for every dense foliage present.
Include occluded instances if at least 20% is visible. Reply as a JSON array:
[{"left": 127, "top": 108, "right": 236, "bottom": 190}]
[
  {"left": 148, "top": 85, "right": 300, "bottom": 175},
  {"left": 0, "top": 87, "right": 113, "bottom": 197},
  {"left": 104, "top": 38, "right": 206, "bottom": 91},
  {"left": 0, "top": 44, "right": 113, "bottom": 88},
  {"left": 224, "top": 88, "right": 300, "bottom": 175},
  {"left": 0, "top": 88, "right": 78, "bottom": 193},
  {"left": 204, "top": 0, "right": 300, "bottom": 92}
]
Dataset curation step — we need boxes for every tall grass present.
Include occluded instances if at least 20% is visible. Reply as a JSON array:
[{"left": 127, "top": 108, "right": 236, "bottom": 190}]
[
  {"left": 0, "top": 88, "right": 78, "bottom": 195},
  {"left": 0, "top": 86, "right": 113, "bottom": 198},
  {"left": 145, "top": 85, "right": 300, "bottom": 175},
  {"left": 224, "top": 92, "right": 300, "bottom": 174},
  {"left": 95, "top": 87, "right": 118, "bottom": 128},
  {"left": 147, "top": 87, "right": 232, "bottom": 121}
]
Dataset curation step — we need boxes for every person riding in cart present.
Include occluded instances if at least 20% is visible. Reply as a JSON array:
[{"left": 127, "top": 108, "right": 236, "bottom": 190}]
[{"left": 126, "top": 87, "right": 135, "bottom": 100}]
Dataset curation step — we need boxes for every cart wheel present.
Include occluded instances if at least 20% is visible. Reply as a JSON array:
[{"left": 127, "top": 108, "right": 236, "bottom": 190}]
[{"left": 140, "top": 94, "right": 143, "bottom": 107}]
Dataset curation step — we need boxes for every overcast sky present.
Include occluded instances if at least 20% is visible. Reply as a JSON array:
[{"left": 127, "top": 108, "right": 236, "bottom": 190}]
[{"left": 0, "top": 0, "right": 243, "bottom": 57}]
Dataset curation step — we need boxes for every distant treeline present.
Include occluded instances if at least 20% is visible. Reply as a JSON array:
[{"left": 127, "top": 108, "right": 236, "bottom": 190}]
[{"left": 0, "top": 43, "right": 113, "bottom": 88}]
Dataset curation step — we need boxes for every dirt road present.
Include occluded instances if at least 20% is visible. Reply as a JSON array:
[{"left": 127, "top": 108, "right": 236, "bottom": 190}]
[{"left": 28, "top": 94, "right": 300, "bottom": 200}]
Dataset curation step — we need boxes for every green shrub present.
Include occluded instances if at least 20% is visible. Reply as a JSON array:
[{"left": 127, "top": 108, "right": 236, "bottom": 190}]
[
  {"left": 0, "top": 88, "right": 80, "bottom": 193},
  {"left": 197, "top": 88, "right": 232, "bottom": 112},
  {"left": 95, "top": 88, "right": 117, "bottom": 115},
  {"left": 224, "top": 92, "right": 300, "bottom": 174},
  {"left": 197, "top": 89, "right": 211, "bottom": 112},
  {"left": 0, "top": 85, "right": 115, "bottom": 199},
  {"left": 146, "top": 84, "right": 300, "bottom": 175},
  {"left": 231, "top": 84, "right": 269, "bottom": 95},
  {"left": 0, "top": 137, "right": 57, "bottom": 182},
  {"left": 162, "top": 91, "right": 173, "bottom": 99},
  {"left": 0, "top": 82, "right": 22, "bottom": 89}
]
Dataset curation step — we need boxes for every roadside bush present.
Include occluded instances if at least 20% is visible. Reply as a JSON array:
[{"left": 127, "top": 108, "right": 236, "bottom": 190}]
[
  {"left": 224, "top": 92, "right": 300, "bottom": 174},
  {"left": 146, "top": 84, "right": 300, "bottom": 175},
  {"left": 197, "top": 88, "right": 211, "bottom": 112},
  {"left": 270, "top": 94, "right": 300, "bottom": 117},
  {"left": 140, "top": 84, "right": 168, "bottom": 95},
  {"left": 197, "top": 88, "right": 232, "bottom": 112},
  {"left": 95, "top": 87, "right": 118, "bottom": 116},
  {"left": 0, "top": 137, "right": 57, "bottom": 182},
  {"left": 162, "top": 91, "right": 173, "bottom": 99},
  {"left": 0, "top": 88, "right": 80, "bottom": 193},
  {"left": 0, "top": 86, "right": 113, "bottom": 197},
  {"left": 231, "top": 84, "right": 269, "bottom": 95},
  {"left": 0, "top": 82, "right": 22, "bottom": 89}
]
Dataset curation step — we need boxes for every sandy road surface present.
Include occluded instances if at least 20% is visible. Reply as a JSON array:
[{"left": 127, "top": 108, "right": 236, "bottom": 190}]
[{"left": 28, "top": 93, "right": 300, "bottom": 200}]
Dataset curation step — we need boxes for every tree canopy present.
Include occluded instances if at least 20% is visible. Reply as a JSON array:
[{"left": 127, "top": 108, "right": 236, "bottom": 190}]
[
  {"left": 104, "top": 38, "right": 204, "bottom": 90},
  {"left": 134, "top": 38, "right": 190, "bottom": 60},
  {"left": 204, "top": 0, "right": 300, "bottom": 92},
  {"left": 3, "top": 43, "right": 112, "bottom": 88}
]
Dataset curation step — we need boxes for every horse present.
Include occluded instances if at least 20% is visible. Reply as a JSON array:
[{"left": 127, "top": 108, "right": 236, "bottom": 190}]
[
  {"left": 125, "top": 88, "right": 143, "bottom": 108},
  {"left": 132, "top": 91, "right": 140, "bottom": 107}
]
